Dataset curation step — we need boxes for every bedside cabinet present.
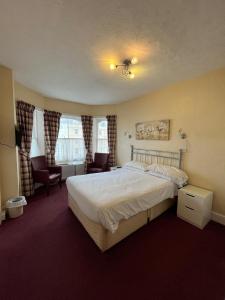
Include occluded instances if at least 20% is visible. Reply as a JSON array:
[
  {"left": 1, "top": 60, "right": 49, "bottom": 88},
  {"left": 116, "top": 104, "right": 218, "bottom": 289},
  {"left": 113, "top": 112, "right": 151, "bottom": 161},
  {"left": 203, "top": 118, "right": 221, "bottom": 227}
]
[{"left": 177, "top": 185, "right": 213, "bottom": 229}]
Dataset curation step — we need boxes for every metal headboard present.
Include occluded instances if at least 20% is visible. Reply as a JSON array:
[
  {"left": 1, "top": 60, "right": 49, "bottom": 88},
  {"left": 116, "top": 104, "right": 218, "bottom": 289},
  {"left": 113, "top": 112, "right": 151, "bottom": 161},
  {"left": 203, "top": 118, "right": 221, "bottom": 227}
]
[{"left": 131, "top": 145, "right": 182, "bottom": 169}]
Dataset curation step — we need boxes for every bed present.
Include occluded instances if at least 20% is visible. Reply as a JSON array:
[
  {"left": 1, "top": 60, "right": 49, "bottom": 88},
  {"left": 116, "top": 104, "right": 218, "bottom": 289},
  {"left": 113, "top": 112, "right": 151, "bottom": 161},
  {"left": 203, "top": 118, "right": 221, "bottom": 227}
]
[{"left": 66, "top": 146, "right": 184, "bottom": 251}]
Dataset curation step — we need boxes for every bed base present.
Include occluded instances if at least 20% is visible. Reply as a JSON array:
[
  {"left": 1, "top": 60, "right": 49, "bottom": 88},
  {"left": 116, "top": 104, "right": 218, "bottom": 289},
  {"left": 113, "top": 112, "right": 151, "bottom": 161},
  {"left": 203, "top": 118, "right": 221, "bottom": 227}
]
[{"left": 68, "top": 194, "right": 176, "bottom": 252}]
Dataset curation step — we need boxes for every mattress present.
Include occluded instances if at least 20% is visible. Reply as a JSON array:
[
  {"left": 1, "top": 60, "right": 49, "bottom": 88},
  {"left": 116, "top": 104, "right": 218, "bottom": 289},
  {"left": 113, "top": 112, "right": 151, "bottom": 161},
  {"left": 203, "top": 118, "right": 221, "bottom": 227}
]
[{"left": 66, "top": 168, "right": 177, "bottom": 233}]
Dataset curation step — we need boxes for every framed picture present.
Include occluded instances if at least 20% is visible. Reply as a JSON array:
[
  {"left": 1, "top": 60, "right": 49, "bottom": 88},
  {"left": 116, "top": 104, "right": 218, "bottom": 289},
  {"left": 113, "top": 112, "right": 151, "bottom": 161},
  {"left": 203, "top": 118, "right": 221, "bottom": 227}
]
[{"left": 136, "top": 119, "right": 170, "bottom": 140}]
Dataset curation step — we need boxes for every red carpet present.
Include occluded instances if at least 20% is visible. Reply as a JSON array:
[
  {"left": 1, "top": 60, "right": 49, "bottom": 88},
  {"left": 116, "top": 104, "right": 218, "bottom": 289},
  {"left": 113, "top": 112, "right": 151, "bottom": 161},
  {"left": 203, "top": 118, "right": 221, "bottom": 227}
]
[{"left": 0, "top": 183, "right": 224, "bottom": 300}]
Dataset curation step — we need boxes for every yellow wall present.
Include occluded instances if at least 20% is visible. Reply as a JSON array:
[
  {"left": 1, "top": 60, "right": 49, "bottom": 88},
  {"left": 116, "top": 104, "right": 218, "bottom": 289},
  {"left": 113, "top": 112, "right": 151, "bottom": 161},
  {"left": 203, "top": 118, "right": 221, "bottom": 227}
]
[
  {"left": 91, "top": 104, "right": 116, "bottom": 117},
  {"left": 44, "top": 98, "right": 117, "bottom": 119},
  {"left": 14, "top": 82, "right": 45, "bottom": 108},
  {"left": 115, "top": 68, "right": 225, "bottom": 215},
  {"left": 0, "top": 66, "right": 20, "bottom": 208},
  {"left": 14, "top": 82, "right": 116, "bottom": 116},
  {"left": 14, "top": 82, "right": 117, "bottom": 116},
  {"left": 44, "top": 97, "right": 93, "bottom": 115}
]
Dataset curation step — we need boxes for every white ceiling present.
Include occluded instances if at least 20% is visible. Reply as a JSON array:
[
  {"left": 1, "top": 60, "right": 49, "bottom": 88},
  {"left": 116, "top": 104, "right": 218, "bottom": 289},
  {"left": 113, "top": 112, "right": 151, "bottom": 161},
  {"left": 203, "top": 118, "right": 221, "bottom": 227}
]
[{"left": 0, "top": 0, "right": 225, "bottom": 105}]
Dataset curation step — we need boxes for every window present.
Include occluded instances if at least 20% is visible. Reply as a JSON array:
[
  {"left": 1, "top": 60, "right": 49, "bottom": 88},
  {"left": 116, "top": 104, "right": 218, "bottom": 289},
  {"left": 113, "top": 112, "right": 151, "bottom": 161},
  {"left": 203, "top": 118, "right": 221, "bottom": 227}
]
[
  {"left": 93, "top": 117, "right": 108, "bottom": 154},
  {"left": 55, "top": 116, "right": 85, "bottom": 163},
  {"left": 30, "top": 109, "right": 45, "bottom": 158},
  {"left": 31, "top": 113, "right": 108, "bottom": 163}
]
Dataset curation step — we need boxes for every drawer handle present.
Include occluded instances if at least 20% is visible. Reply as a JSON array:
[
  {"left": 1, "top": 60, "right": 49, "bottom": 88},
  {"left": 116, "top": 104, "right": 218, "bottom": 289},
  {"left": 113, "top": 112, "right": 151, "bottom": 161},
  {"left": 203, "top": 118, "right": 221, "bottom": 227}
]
[
  {"left": 186, "top": 193, "right": 195, "bottom": 197},
  {"left": 185, "top": 205, "right": 194, "bottom": 211}
]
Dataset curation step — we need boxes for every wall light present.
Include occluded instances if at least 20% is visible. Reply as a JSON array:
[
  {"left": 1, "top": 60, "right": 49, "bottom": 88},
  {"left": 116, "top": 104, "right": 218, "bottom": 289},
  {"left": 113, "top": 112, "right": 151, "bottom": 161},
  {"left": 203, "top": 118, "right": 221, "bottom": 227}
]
[
  {"left": 178, "top": 128, "right": 187, "bottom": 139},
  {"left": 124, "top": 131, "right": 132, "bottom": 139}
]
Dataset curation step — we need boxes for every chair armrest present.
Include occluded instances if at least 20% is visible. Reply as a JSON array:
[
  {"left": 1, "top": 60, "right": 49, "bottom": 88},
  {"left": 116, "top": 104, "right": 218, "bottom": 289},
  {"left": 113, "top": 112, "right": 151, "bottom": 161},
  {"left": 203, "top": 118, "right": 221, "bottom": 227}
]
[
  {"left": 33, "top": 170, "right": 49, "bottom": 183},
  {"left": 105, "top": 163, "right": 110, "bottom": 171},
  {"left": 87, "top": 163, "right": 96, "bottom": 168},
  {"left": 48, "top": 166, "right": 62, "bottom": 174},
  {"left": 103, "top": 163, "right": 110, "bottom": 171}
]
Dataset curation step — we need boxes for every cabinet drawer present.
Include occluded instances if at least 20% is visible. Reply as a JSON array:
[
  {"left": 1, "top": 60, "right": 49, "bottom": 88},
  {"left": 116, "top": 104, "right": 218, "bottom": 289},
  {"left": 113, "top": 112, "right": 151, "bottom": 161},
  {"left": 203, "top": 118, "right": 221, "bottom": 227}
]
[
  {"left": 177, "top": 202, "right": 203, "bottom": 228},
  {"left": 178, "top": 190, "right": 202, "bottom": 211}
]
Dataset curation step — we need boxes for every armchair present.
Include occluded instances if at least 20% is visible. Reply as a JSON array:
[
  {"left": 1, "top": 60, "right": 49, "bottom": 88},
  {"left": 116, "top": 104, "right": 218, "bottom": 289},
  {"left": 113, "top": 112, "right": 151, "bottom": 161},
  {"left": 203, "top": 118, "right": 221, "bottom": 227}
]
[
  {"left": 86, "top": 153, "right": 109, "bottom": 174},
  {"left": 31, "top": 156, "right": 62, "bottom": 195}
]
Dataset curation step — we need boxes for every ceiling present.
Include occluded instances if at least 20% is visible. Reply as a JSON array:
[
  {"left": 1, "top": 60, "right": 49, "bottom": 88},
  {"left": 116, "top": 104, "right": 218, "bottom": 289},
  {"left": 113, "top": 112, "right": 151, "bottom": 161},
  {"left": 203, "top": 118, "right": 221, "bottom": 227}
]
[{"left": 0, "top": 0, "right": 225, "bottom": 105}]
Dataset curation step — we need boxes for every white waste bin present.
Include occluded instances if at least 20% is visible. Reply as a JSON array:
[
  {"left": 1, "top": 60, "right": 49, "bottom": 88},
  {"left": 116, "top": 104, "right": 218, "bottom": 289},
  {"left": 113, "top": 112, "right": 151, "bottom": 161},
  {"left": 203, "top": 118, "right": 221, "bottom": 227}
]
[{"left": 6, "top": 196, "right": 27, "bottom": 218}]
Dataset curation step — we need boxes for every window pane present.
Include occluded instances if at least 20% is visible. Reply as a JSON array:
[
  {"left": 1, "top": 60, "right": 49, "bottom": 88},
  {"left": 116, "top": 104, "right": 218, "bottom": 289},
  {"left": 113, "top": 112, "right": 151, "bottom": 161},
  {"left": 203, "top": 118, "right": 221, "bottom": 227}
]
[
  {"left": 97, "top": 119, "right": 108, "bottom": 153},
  {"left": 97, "top": 139, "right": 108, "bottom": 153},
  {"left": 98, "top": 120, "right": 107, "bottom": 139},
  {"left": 30, "top": 110, "right": 45, "bottom": 158},
  {"left": 68, "top": 119, "right": 83, "bottom": 138},
  {"left": 55, "top": 138, "right": 85, "bottom": 163},
  {"left": 56, "top": 116, "right": 85, "bottom": 163},
  {"left": 58, "top": 118, "right": 69, "bottom": 138}
]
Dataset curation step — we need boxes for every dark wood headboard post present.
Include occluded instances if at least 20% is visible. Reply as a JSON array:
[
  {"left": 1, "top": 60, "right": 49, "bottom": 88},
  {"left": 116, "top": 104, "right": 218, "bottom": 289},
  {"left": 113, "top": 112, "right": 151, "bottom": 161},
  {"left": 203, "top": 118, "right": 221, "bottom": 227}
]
[{"left": 131, "top": 145, "right": 134, "bottom": 160}]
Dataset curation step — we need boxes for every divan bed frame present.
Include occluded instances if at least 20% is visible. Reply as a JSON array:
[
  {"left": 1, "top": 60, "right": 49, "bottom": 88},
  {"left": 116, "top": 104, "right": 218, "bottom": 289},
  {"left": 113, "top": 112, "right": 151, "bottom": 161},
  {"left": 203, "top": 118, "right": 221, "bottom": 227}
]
[{"left": 68, "top": 146, "right": 183, "bottom": 252}]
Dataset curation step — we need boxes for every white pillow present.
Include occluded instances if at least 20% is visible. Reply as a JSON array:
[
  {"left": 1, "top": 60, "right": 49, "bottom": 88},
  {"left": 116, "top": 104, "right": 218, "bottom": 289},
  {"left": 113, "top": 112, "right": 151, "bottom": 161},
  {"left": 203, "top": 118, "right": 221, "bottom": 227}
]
[
  {"left": 147, "top": 163, "right": 188, "bottom": 187},
  {"left": 124, "top": 160, "right": 149, "bottom": 172}
]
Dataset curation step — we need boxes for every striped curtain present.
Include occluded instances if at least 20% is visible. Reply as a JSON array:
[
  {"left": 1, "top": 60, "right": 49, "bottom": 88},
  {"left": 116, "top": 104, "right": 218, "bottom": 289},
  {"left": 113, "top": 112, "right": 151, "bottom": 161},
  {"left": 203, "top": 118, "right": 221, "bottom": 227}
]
[
  {"left": 16, "top": 101, "right": 35, "bottom": 197},
  {"left": 81, "top": 115, "right": 93, "bottom": 164},
  {"left": 106, "top": 115, "right": 117, "bottom": 167},
  {"left": 44, "top": 110, "right": 62, "bottom": 166}
]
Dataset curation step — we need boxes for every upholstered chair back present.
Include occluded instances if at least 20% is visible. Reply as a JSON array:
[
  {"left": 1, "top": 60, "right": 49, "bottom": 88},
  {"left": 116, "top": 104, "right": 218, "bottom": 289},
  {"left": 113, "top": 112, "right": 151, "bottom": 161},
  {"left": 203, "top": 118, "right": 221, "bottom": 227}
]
[
  {"left": 31, "top": 156, "right": 47, "bottom": 171},
  {"left": 94, "top": 153, "right": 109, "bottom": 168}
]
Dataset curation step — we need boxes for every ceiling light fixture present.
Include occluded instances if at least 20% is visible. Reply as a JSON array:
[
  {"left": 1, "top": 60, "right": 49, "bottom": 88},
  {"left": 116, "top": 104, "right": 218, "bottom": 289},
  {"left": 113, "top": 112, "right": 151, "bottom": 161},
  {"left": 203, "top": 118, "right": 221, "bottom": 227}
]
[{"left": 110, "top": 57, "right": 138, "bottom": 79}]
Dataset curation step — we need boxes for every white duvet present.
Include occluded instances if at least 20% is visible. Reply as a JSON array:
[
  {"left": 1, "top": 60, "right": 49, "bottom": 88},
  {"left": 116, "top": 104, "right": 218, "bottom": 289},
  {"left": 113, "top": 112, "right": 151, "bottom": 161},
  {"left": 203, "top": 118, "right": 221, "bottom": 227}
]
[{"left": 66, "top": 168, "right": 177, "bottom": 233}]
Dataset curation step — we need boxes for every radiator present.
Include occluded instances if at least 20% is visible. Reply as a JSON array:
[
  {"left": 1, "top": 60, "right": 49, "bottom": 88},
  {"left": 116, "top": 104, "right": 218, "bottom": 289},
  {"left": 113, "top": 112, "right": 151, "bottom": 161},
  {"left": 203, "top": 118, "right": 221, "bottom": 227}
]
[
  {"left": 61, "top": 164, "right": 85, "bottom": 179},
  {"left": 61, "top": 164, "right": 75, "bottom": 179}
]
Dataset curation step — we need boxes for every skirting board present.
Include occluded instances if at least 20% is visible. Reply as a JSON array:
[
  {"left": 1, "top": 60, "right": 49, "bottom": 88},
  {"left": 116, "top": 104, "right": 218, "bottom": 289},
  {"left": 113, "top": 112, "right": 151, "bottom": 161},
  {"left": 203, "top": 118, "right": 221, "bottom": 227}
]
[{"left": 211, "top": 211, "right": 225, "bottom": 226}]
